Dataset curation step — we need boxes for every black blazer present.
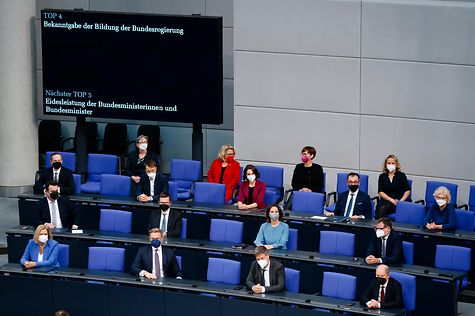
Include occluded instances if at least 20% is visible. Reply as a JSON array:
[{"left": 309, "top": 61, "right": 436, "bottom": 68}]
[
  {"left": 33, "top": 167, "right": 76, "bottom": 195},
  {"left": 360, "top": 277, "right": 403, "bottom": 309},
  {"left": 34, "top": 196, "right": 79, "bottom": 228},
  {"left": 148, "top": 209, "right": 182, "bottom": 238},
  {"left": 130, "top": 246, "right": 182, "bottom": 278},
  {"left": 246, "top": 259, "right": 285, "bottom": 293},
  {"left": 334, "top": 190, "right": 372, "bottom": 219},
  {"left": 136, "top": 173, "right": 169, "bottom": 201},
  {"left": 366, "top": 230, "right": 404, "bottom": 265}
]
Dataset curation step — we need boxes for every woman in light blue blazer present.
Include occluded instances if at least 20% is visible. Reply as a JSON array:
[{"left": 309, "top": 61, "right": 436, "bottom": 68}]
[{"left": 20, "top": 224, "right": 59, "bottom": 268}]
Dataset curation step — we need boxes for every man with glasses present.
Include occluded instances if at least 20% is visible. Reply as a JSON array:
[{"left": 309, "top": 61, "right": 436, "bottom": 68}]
[
  {"left": 324, "top": 172, "right": 372, "bottom": 219},
  {"left": 365, "top": 217, "right": 404, "bottom": 265}
]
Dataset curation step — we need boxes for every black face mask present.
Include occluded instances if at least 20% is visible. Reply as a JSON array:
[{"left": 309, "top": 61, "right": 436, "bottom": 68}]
[
  {"left": 376, "top": 277, "right": 386, "bottom": 285},
  {"left": 159, "top": 204, "right": 169, "bottom": 211},
  {"left": 49, "top": 191, "right": 59, "bottom": 200},
  {"left": 348, "top": 184, "right": 359, "bottom": 193},
  {"left": 52, "top": 162, "right": 62, "bottom": 169}
]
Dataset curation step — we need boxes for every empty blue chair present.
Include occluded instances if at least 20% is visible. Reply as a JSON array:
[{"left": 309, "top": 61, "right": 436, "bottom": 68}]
[
  {"left": 194, "top": 182, "right": 226, "bottom": 204},
  {"left": 424, "top": 181, "right": 458, "bottom": 209},
  {"left": 207, "top": 258, "right": 241, "bottom": 285},
  {"left": 255, "top": 165, "right": 284, "bottom": 204},
  {"left": 73, "top": 173, "right": 81, "bottom": 194},
  {"left": 45, "top": 151, "right": 76, "bottom": 171},
  {"left": 81, "top": 154, "right": 118, "bottom": 193},
  {"left": 435, "top": 245, "right": 471, "bottom": 289},
  {"left": 455, "top": 209, "right": 475, "bottom": 231},
  {"left": 99, "top": 174, "right": 131, "bottom": 197},
  {"left": 319, "top": 231, "right": 355, "bottom": 256},
  {"left": 168, "top": 181, "right": 178, "bottom": 201},
  {"left": 292, "top": 191, "right": 325, "bottom": 215},
  {"left": 180, "top": 218, "right": 187, "bottom": 239},
  {"left": 322, "top": 272, "right": 356, "bottom": 300},
  {"left": 395, "top": 201, "right": 426, "bottom": 226},
  {"left": 287, "top": 228, "right": 298, "bottom": 250},
  {"left": 99, "top": 209, "right": 132, "bottom": 233},
  {"left": 285, "top": 267, "right": 300, "bottom": 293},
  {"left": 209, "top": 219, "right": 243, "bottom": 244},
  {"left": 170, "top": 159, "right": 202, "bottom": 200},
  {"left": 402, "top": 241, "right": 414, "bottom": 265},
  {"left": 88, "top": 247, "right": 125, "bottom": 272},
  {"left": 56, "top": 244, "right": 70, "bottom": 267},
  {"left": 391, "top": 272, "right": 416, "bottom": 311}
]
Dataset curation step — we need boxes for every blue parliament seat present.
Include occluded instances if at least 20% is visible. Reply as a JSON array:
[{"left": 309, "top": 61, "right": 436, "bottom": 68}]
[
  {"left": 287, "top": 228, "right": 298, "bottom": 250},
  {"left": 391, "top": 272, "right": 416, "bottom": 312},
  {"left": 435, "top": 245, "right": 471, "bottom": 289},
  {"left": 99, "top": 209, "right": 132, "bottom": 234},
  {"left": 207, "top": 257, "right": 241, "bottom": 285},
  {"left": 284, "top": 267, "right": 300, "bottom": 293},
  {"left": 455, "top": 209, "right": 475, "bottom": 231},
  {"left": 170, "top": 159, "right": 202, "bottom": 200},
  {"left": 319, "top": 231, "right": 355, "bottom": 257},
  {"left": 88, "top": 246, "right": 125, "bottom": 272},
  {"left": 80, "top": 154, "right": 118, "bottom": 193},
  {"left": 99, "top": 174, "right": 131, "bottom": 197},
  {"left": 209, "top": 219, "right": 243, "bottom": 244},
  {"left": 56, "top": 244, "right": 70, "bottom": 267},
  {"left": 402, "top": 241, "right": 414, "bottom": 265},
  {"left": 394, "top": 201, "right": 426, "bottom": 226},
  {"left": 322, "top": 272, "right": 356, "bottom": 300},
  {"left": 292, "top": 191, "right": 325, "bottom": 215},
  {"left": 194, "top": 182, "right": 226, "bottom": 204},
  {"left": 180, "top": 218, "right": 187, "bottom": 239},
  {"left": 168, "top": 181, "right": 178, "bottom": 201},
  {"left": 255, "top": 165, "right": 284, "bottom": 204}
]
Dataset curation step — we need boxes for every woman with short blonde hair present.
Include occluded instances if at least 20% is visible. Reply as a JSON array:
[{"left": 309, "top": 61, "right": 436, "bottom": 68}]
[
  {"left": 207, "top": 144, "right": 240, "bottom": 202},
  {"left": 20, "top": 224, "right": 59, "bottom": 268}
]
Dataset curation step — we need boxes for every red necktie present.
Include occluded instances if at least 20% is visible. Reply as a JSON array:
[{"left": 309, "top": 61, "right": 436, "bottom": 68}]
[{"left": 380, "top": 285, "right": 385, "bottom": 303}]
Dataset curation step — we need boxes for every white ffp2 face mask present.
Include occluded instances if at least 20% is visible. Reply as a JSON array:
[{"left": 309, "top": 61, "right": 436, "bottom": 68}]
[
  {"left": 38, "top": 235, "right": 48, "bottom": 244},
  {"left": 376, "top": 229, "right": 385, "bottom": 238},
  {"left": 436, "top": 199, "right": 446, "bottom": 207},
  {"left": 257, "top": 259, "right": 268, "bottom": 269},
  {"left": 386, "top": 164, "right": 396, "bottom": 172},
  {"left": 247, "top": 175, "right": 256, "bottom": 182},
  {"left": 139, "top": 143, "right": 148, "bottom": 150}
]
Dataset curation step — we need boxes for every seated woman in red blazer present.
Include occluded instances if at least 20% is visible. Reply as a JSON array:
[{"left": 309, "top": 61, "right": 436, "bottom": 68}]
[
  {"left": 237, "top": 165, "right": 266, "bottom": 210},
  {"left": 207, "top": 144, "right": 240, "bottom": 202}
]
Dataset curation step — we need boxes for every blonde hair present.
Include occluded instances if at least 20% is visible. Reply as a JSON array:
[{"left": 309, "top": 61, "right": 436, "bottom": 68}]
[
  {"left": 217, "top": 144, "right": 235, "bottom": 161},
  {"left": 33, "top": 224, "right": 53, "bottom": 244},
  {"left": 383, "top": 154, "right": 401, "bottom": 173},
  {"left": 148, "top": 228, "right": 164, "bottom": 236},
  {"left": 433, "top": 186, "right": 451, "bottom": 204}
]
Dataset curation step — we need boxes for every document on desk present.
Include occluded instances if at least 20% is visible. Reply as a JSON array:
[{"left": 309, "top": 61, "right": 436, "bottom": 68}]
[{"left": 310, "top": 215, "right": 327, "bottom": 220}]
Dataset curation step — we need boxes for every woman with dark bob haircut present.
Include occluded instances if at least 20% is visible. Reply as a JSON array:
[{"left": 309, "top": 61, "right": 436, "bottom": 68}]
[
  {"left": 254, "top": 204, "right": 289, "bottom": 249},
  {"left": 237, "top": 164, "right": 266, "bottom": 210}
]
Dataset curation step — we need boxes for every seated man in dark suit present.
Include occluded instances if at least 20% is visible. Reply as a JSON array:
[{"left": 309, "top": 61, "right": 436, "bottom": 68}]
[
  {"left": 324, "top": 172, "right": 372, "bottom": 219},
  {"left": 148, "top": 192, "right": 182, "bottom": 238},
  {"left": 361, "top": 264, "right": 403, "bottom": 309},
  {"left": 130, "top": 228, "right": 182, "bottom": 279},
  {"left": 34, "top": 152, "right": 75, "bottom": 195},
  {"left": 246, "top": 245, "right": 285, "bottom": 293},
  {"left": 366, "top": 217, "right": 404, "bottom": 265},
  {"left": 136, "top": 160, "right": 169, "bottom": 203},
  {"left": 35, "top": 181, "right": 79, "bottom": 229}
]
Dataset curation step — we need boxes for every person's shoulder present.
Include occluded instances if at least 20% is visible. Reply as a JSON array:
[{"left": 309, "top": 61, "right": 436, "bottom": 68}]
[
  {"left": 357, "top": 190, "right": 371, "bottom": 199},
  {"left": 312, "top": 163, "right": 323, "bottom": 170},
  {"left": 270, "top": 258, "right": 283, "bottom": 268},
  {"left": 389, "top": 276, "right": 402, "bottom": 287},
  {"left": 61, "top": 166, "right": 74, "bottom": 174},
  {"left": 27, "top": 239, "right": 36, "bottom": 246},
  {"left": 280, "top": 221, "right": 289, "bottom": 229}
]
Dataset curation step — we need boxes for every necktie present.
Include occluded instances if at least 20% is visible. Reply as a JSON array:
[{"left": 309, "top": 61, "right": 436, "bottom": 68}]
[
  {"left": 344, "top": 194, "right": 354, "bottom": 217},
  {"left": 380, "top": 285, "right": 385, "bottom": 302},
  {"left": 54, "top": 172, "right": 59, "bottom": 182},
  {"left": 154, "top": 248, "right": 160, "bottom": 277},
  {"left": 381, "top": 238, "right": 386, "bottom": 257},
  {"left": 261, "top": 268, "right": 266, "bottom": 285},
  {"left": 51, "top": 201, "right": 58, "bottom": 227},
  {"left": 160, "top": 214, "right": 167, "bottom": 232}
]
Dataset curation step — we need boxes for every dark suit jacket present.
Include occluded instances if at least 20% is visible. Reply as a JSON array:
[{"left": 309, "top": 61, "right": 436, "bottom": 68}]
[
  {"left": 246, "top": 259, "right": 285, "bottom": 293},
  {"left": 136, "top": 173, "right": 169, "bottom": 201},
  {"left": 130, "top": 245, "right": 182, "bottom": 278},
  {"left": 366, "top": 230, "right": 404, "bottom": 265},
  {"left": 34, "top": 196, "right": 79, "bottom": 228},
  {"left": 148, "top": 209, "right": 182, "bottom": 238},
  {"left": 33, "top": 167, "right": 76, "bottom": 195},
  {"left": 360, "top": 277, "right": 403, "bottom": 309},
  {"left": 334, "top": 190, "right": 372, "bottom": 219}
]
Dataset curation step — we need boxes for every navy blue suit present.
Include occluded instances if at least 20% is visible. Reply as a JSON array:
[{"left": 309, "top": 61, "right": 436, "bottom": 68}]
[
  {"left": 136, "top": 173, "right": 169, "bottom": 201},
  {"left": 366, "top": 231, "right": 405, "bottom": 265},
  {"left": 360, "top": 277, "right": 403, "bottom": 308},
  {"left": 334, "top": 190, "right": 372, "bottom": 219},
  {"left": 148, "top": 209, "right": 182, "bottom": 238},
  {"left": 34, "top": 196, "right": 79, "bottom": 228},
  {"left": 34, "top": 167, "right": 76, "bottom": 195},
  {"left": 130, "top": 246, "right": 182, "bottom": 278}
]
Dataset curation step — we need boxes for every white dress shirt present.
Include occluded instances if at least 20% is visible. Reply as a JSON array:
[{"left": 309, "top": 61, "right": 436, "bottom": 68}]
[
  {"left": 261, "top": 261, "right": 271, "bottom": 293},
  {"left": 48, "top": 199, "right": 63, "bottom": 228},
  {"left": 344, "top": 190, "right": 358, "bottom": 217}
]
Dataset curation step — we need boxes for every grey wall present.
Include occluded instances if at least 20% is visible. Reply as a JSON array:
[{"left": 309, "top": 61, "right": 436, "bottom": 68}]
[
  {"left": 35, "top": 0, "right": 234, "bottom": 173},
  {"left": 234, "top": 0, "right": 475, "bottom": 205}
]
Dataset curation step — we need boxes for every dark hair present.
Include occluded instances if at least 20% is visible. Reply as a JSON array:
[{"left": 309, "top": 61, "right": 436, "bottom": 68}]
[
  {"left": 265, "top": 204, "right": 284, "bottom": 222},
  {"left": 347, "top": 172, "right": 360, "bottom": 180},
  {"left": 242, "top": 164, "right": 260, "bottom": 181},
  {"left": 377, "top": 217, "right": 393, "bottom": 229},
  {"left": 54, "top": 310, "right": 70, "bottom": 316},
  {"left": 254, "top": 245, "right": 269, "bottom": 256},
  {"left": 144, "top": 160, "right": 157, "bottom": 169},
  {"left": 301, "top": 146, "right": 316, "bottom": 158},
  {"left": 45, "top": 180, "right": 59, "bottom": 191},
  {"left": 50, "top": 152, "right": 62, "bottom": 160},
  {"left": 159, "top": 192, "right": 170, "bottom": 199}
]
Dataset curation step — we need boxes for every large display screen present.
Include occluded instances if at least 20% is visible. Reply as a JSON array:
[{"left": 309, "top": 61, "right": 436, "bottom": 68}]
[{"left": 41, "top": 9, "right": 223, "bottom": 124}]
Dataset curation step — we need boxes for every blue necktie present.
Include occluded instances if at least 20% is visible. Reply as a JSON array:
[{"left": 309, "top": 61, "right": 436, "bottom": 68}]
[{"left": 344, "top": 194, "right": 354, "bottom": 217}]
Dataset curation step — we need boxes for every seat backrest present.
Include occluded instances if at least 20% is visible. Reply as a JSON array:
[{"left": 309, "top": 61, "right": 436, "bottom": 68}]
[
  {"left": 469, "top": 185, "right": 475, "bottom": 212},
  {"left": 391, "top": 272, "right": 416, "bottom": 311},
  {"left": 194, "top": 182, "right": 226, "bottom": 204},
  {"left": 99, "top": 174, "right": 131, "bottom": 197},
  {"left": 168, "top": 181, "right": 178, "bottom": 201},
  {"left": 435, "top": 245, "right": 471, "bottom": 272},
  {"left": 209, "top": 219, "right": 243, "bottom": 244},
  {"left": 180, "top": 218, "right": 187, "bottom": 239},
  {"left": 255, "top": 165, "right": 283, "bottom": 190},
  {"left": 292, "top": 191, "right": 325, "bottom": 214},
  {"left": 425, "top": 181, "right": 458, "bottom": 208},
  {"left": 38, "top": 120, "right": 61, "bottom": 153},
  {"left": 102, "top": 123, "right": 127, "bottom": 156},
  {"left": 170, "top": 159, "right": 202, "bottom": 190},
  {"left": 45, "top": 151, "right": 76, "bottom": 171},
  {"left": 395, "top": 201, "right": 426, "bottom": 226},
  {"left": 56, "top": 244, "right": 70, "bottom": 267},
  {"left": 88, "top": 247, "right": 125, "bottom": 272},
  {"left": 137, "top": 124, "right": 160, "bottom": 154},
  {"left": 407, "top": 178, "right": 413, "bottom": 201},
  {"left": 455, "top": 209, "right": 475, "bottom": 231},
  {"left": 336, "top": 173, "right": 369, "bottom": 194},
  {"left": 322, "top": 272, "right": 356, "bottom": 300},
  {"left": 285, "top": 267, "right": 300, "bottom": 293},
  {"left": 402, "top": 241, "right": 414, "bottom": 265},
  {"left": 207, "top": 258, "right": 241, "bottom": 285},
  {"left": 87, "top": 154, "right": 118, "bottom": 181},
  {"left": 319, "top": 231, "right": 355, "bottom": 256},
  {"left": 99, "top": 209, "right": 132, "bottom": 233},
  {"left": 287, "top": 228, "right": 298, "bottom": 250},
  {"left": 176, "top": 255, "right": 182, "bottom": 270}
]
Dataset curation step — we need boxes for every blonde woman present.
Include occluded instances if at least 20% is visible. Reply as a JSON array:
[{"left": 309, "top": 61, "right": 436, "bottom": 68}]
[
  {"left": 423, "top": 186, "right": 455, "bottom": 230},
  {"left": 207, "top": 144, "right": 240, "bottom": 202},
  {"left": 20, "top": 224, "right": 59, "bottom": 268}
]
